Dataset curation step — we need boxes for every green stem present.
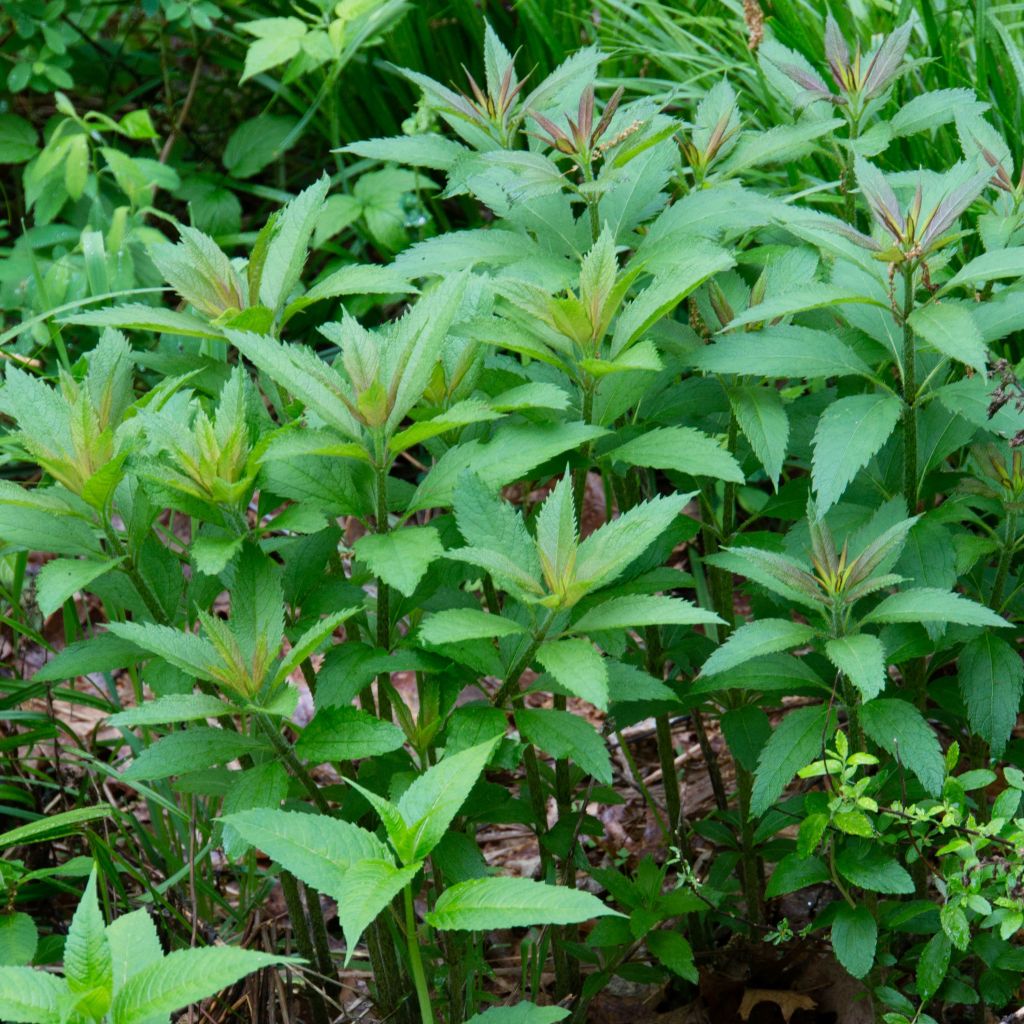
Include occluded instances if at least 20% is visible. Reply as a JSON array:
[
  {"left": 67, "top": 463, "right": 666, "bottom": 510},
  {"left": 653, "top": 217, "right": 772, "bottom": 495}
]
[
  {"left": 280, "top": 871, "right": 331, "bottom": 1024},
  {"left": 492, "top": 612, "right": 555, "bottom": 707},
  {"left": 256, "top": 714, "right": 330, "bottom": 814},
  {"left": 901, "top": 264, "right": 918, "bottom": 510},
  {"left": 843, "top": 115, "right": 860, "bottom": 226},
  {"left": 404, "top": 886, "right": 435, "bottom": 1024},
  {"left": 374, "top": 459, "right": 393, "bottom": 721},
  {"left": 989, "top": 513, "right": 1017, "bottom": 610}
]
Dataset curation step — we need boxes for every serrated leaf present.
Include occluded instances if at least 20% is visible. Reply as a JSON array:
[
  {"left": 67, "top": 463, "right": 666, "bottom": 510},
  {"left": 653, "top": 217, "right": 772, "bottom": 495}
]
[
  {"left": 419, "top": 608, "right": 527, "bottom": 645},
  {"left": 65, "top": 869, "right": 112, "bottom": 1017},
  {"left": 609, "top": 427, "right": 744, "bottom": 482},
  {"left": 835, "top": 843, "right": 914, "bottom": 894},
  {"left": 959, "top": 633, "right": 1024, "bottom": 756},
  {"left": 646, "top": 930, "right": 697, "bottom": 982},
  {"left": 516, "top": 708, "right": 612, "bottom": 784},
  {"left": 571, "top": 595, "right": 721, "bottom": 632},
  {"left": 64, "top": 304, "right": 224, "bottom": 339},
  {"left": 862, "top": 587, "right": 1009, "bottom": 628},
  {"left": 908, "top": 302, "right": 988, "bottom": 372},
  {"left": 108, "top": 694, "right": 232, "bottom": 727},
  {"left": 764, "top": 854, "right": 830, "bottom": 898},
  {"left": 0, "top": 914, "right": 37, "bottom": 967},
  {"left": 392, "top": 739, "right": 498, "bottom": 864},
  {"left": 825, "top": 634, "right": 887, "bottom": 702},
  {"left": 701, "top": 619, "right": 817, "bottom": 677},
  {"left": 536, "top": 639, "right": 608, "bottom": 709},
  {"left": 751, "top": 704, "right": 834, "bottom": 816},
  {"left": 0, "top": 966, "right": 66, "bottom": 1023},
  {"left": 861, "top": 698, "right": 944, "bottom": 795},
  {"left": 811, "top": 393, "right": 902, "bottom": 511},
  {"left": 692, "top": 325, "right": 872, "bottom": 378},
  {"left": 106, "top": 622, "right": 220, "bottom": 683},
  {"left": 110, "top": 947, "right": 292, "bottom": 1024},
  {"left": 106, "top": 909, "right": 163, "bottom": 996},
  {"left": 0, "top": 806, "right": 115, "bottom": 850},
  {"left": 830, "top": 904, "right": 876, "bottom": 979},
  {"left": 354, "top": 526, "right": 444, "bottom": 597},
  {"left": 35, "top": 557, "right": 121, "bottom": 618},
  {"left": 425, "top": 876, "right": 620, "bottom": 931},
  {"left": 122, "top": 728, "right": 266, "bottom": 782},
  {"left": 273, "top": 609, "right": 355, "bottom": 687},
  {"left": 729, "top": 384, "right": 789, "bottom": 489},
  {"left": 294, "top": 706, "right": 405, "bottom": 762}
]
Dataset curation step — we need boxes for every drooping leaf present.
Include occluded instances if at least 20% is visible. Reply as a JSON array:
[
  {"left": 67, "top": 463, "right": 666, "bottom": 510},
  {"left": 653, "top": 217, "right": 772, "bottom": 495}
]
[
  {"left": 516, "top": 708, "right": 612, "bottom": 784},
  {"left": 825, "top": 634, "right": 887, "bottom": 702},
  {"left": 609, "top": 427, "right": 744, "bottom": 483},
  {"left": 535, "top": 639, "right": 608, "bottom": 709},
  {"left": 860, "top": 698, "right": 944, "bottom": 795},
  {"left": 959, "top": 633, "right": 1024, "bottom": 755},
  {"left": 354, "top": 526, "right": 444, "bottom": 597},
  {"left": 122, "top": 728, "right": 266, "bottom": 782},
  {"left": 908, "top": 302, "right": 988, "bottom": 372},
  {"left": 811, "top": 393, "right": 902, "bottom": 511},
  {"left": 729, "top": 385, "right": 789, "bottom": 489},
  {"left": 830, "top": 904, "right": 876, "bottom": 979},
  {"left": 751, "top": 704, "right": 835, "bottom": 816}
]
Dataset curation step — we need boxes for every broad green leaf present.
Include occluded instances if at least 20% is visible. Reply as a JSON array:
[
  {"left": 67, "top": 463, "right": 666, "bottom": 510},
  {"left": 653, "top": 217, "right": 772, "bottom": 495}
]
[
  {"left": 0, "top": 806, "right": 115, "bottom": 850},
  {"left": 862, "top": 587, "right": 1010, "bottom": 628},
  {"left": 959, "top": 633, "right": 1024, "bottom": 755},
  {"left": 106, "top": 910, "right": 163, "bottom": 996},
  {"left": 646, "top": 930, "right": 698, "bottom": 982},
  {"left": 571, "top": 595, "right": 721, "bottom": 632},
  {"left": 65, "top": 869, "right": 112, "bottom": 1019},
  {"left": 294, "top": 706, "right": 405, "bottom": 762},
  {"left": 701, "top": 619, "right": 817, "bottom": 677},
  {"left": 106, "top": 622, "right": 220, "bottom": 683},
  {"left": 273, "top": 608, "right": 355, "bottom": 686},
  {"left": 536, "top": 639, "right": 608, "bottom": 709},
  {"left": 941, "top": 246, "right": 1024, "bottom": 294},
  {"left": 335, "top": 860, "right": 422, "bottom": 965},
  {"left": 229, "top": 543, "right": 284, "bottom": 671},
  {"left": 453, "top": 473, "right": 541, "bottom": 581},
  {"left": 723, "top": 284, "right": 884, "bottom": 329},
  {"left": 831, "top": 904, "right": 876, "bottom": 979},
  {"left": 611, "top": 251, "right": 735, "bottom": 355},
  {"left": 258, "top": 175, "right": 329, "bottom": 313},
  {"left": 516, "top": 708, "right": 612, "bottom": 784},
  {"left": 394, "top": 739, "right": 498, "bottom": 864},
  {"left": 344, "top": 134, "right": 468, "bottom": 171},
  {"left": 692, "top": 325, "right": 872, "bottom": 378},
  {"left": 751, "top": 704, "right": 835, "bottom": 816},
  {"left": 108, "top": 693, "right": 231, "bottom": 727},
  {"left": 721, "top": 705, "right": 772, "bottom": 772},
  {"left": 861, "top": 698, "right": 944, "bottom": 795},
  {"left": 0, "top": 966, "right": 66, "bottom": 1023},
  {"left": 354, "top": 526, "right": 444, "bottom": 597},
  {"left": 908, "top": 302, "right": 987, "bottom": 372},
  {"left": 835, "top": 843, "right": 914, "bottom": 894},
  {"left": 890, "top": 89, "right": 982, "bottom": 137},
  {"left": 64, "top": 304, "right": 224, "bottom": 339},
  {"left": 419, "top": 608, "right": 527, "bottom": 645},
  {"left": 409, "top": 422, "right": 607, "bottom": 513},
  {"left": 389, "top": 400, "right": 501, "bottom": 454},
  {"left": 609, "top": 427, "right": 744, "bottom": 483},
  {"left": 0, "top": 914, "right": 37, "bottom": 967},
  {"left": 221, "top": 809, "right": 386, "bottom": 895},
  {"left": 729, "top": 384, "right": 788, "bottom": 489},
  {"left": 719, "top": 119, "right": 844, "bottom": 175},
  {"left": 0, "top": 113, "right": 38, "bottom": 163},
  {"left": 464, "top": 1003, "right": 569, "bottom": 1024},
  {"left": 916, "top": 931, "right": 951, "bottom": 1002},
  {"left": 122, "top": 728, "right": 266, "bottom": 782},
  {"left": 35, "top": 557, "right": 121, "bottom": 617},
  {"left": 825, "top": 634, "right": 887, "bottom": 702},
  {"left": 425, "top": 876, "right": 620, "bottom": 931},
  {"left": 535, "top": 471, "right": 577, "bottom": 592},
  {"left": 32, "top": 633, "right": 147, "bottom": 683},
  {"left": 575, "top": 492, "right": 693, "bottom": 591},
  {"left": 110, "top": 948, "right": 292, "bottom": 1024},
  {"left": 764, "top": 854, "right": 830, "bottom": 898},
  {"left": 811, "top": 393, "right": 902, "bottom": 511}
]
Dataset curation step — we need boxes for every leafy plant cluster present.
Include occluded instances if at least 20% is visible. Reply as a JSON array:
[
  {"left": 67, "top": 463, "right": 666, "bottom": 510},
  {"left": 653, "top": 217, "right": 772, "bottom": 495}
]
[{"left": 2, "top": 4, "right": 1024, "bottom": 1024}]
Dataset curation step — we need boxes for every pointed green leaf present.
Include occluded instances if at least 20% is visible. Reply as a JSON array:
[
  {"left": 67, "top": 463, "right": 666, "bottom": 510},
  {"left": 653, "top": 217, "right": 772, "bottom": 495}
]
[
  {"left": 419, "top": 608, "right": 527, "bottom": 645},
  {"left": 571, "top": 595, "right": 721, "bottom": 632},
  {"left": 861, "top": 698, "right": 944, "bottom": 795},
  {"left": 825, "top": 634, "right": 887, "bottom": 702},
  {"left": 35, "top": 557, "right": 122, "bottom": 618},
  {"left": 830, "top": 904, "right": 876, "bottom": 979},
  {"left": 701, "top": 619, "right": 817, "bottom": 677},
  {"left": 354, "top": 526, "right": 444, "bottom": 597},
  {"left": 729, "top": 385, "right": 789, "bottom": 489},
  {"left": 516, "top": 708, "right": 612, "bottom": 784},
  {"left": 108, "top": 694, "right": 232, "bottom": 727},
  {"left": 811, "top": 393, "right": 902, "bottom": 511},
  {"left": 909, "top": 302, "right": 988, "bottom": 372},
  {"left": 0, "top": 966, "right": 66, "bottom": 1023},
  {"left": 609, "top": 427, "right": 744, "bottom": 483},
  {"left": 751, "top": 704, "right": 834, "bottom": 816},
  {"left": 425, "top": 876, "right": 620, "bottom": 931},
  {"left": 122, "top": 728, "right": 266, "bottom": 782},
  {"left": 295, "top": 706, "right": 405, "bottom": 762},
  {"left": 862, "top": 588, "right": 1010, "bottom": 628},
  {"left": 959, "top": 634, "right": 1024, "bottom": 756},
  {"left": 536, "top": 639, "right": 608, "bottom": 709}
]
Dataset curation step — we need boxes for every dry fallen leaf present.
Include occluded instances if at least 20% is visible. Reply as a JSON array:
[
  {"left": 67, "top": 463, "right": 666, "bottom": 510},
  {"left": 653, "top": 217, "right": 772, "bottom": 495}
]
[{"left": 738, "top": 988, "right": 816, "bottom": 1023}]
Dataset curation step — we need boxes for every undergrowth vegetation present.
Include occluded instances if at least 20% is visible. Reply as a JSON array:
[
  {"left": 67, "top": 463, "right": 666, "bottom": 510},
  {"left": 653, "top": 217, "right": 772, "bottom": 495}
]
[{"left": 2, "top": 2, "right": 1024, "bottom": 1022}]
